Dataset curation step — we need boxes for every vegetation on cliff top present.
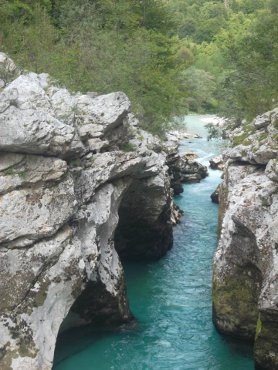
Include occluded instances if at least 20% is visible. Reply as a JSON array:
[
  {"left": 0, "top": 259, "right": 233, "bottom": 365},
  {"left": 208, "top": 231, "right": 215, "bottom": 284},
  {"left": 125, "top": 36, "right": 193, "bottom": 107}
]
[
  {"left": 0, "top": 0, "right": 192, "bottom": 135},
  {"left": 0, "top": 0, "right": 278, "bottom": 132}
]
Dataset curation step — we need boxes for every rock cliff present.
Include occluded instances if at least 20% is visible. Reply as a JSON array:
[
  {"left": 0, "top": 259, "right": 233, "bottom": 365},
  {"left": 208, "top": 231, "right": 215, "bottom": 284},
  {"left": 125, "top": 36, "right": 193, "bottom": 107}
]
[
  {"left": 0, "top": 53, "right": 176, "bottom": 369},
  {"left": 212, "top": 108, "right": 278, "bottom": 369}
]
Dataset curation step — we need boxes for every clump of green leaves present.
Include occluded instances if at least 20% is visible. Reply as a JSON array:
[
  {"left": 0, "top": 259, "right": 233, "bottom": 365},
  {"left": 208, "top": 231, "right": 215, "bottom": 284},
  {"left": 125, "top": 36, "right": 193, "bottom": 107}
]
[
  {"left": 164, "top": 0, "right": 278, "bottom": 123},
  {"left": 120, "top": 142, "right": 137, "bottom": 152},
  {"left": 232, "top": 124, "right": 255, "bottom": 146},
  {"left": 205, "top": 123, "right": 223, "bottom": 141}
]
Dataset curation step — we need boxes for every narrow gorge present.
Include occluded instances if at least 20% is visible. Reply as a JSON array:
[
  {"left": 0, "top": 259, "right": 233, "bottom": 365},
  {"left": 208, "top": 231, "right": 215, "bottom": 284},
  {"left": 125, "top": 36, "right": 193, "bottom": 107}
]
[{"left": 1, "top": 52, "right": 278, "bottom": 370}]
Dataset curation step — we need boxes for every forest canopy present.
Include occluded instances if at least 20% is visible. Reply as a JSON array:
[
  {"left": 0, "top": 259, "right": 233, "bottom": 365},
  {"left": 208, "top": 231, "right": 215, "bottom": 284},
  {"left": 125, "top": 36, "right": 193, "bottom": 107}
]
[
  {"left": 0, "top": 0, "right": 277, "bottom": 132},
  {"left": 166, "top": 0, "right": 278, "bottom": 121}
]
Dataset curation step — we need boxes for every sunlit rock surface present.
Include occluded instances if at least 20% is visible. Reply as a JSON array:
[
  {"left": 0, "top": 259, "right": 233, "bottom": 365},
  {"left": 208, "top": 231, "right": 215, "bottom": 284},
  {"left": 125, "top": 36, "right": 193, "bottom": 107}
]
[{"left": 0, "top": 53, "right": 176, "bottom": 370}]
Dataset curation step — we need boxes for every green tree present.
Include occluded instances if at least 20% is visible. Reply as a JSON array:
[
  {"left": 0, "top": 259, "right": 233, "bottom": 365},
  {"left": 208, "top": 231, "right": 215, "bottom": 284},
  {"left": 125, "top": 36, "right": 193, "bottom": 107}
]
[
  {"left": 215, "top": 2, "right": 278, "bottom": 120},
  {"left": 0, "top": 0, "right": 191, "bottom": 135}
]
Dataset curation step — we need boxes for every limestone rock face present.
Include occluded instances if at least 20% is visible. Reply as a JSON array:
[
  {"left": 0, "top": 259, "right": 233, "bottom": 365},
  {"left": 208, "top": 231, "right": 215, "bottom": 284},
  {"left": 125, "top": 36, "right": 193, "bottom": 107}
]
[
  {"left": 0, "top": 54, "right": 174, "bottom": 370},
  {"left": 0, "top": 73, "right": 84, "bottom": 157},
  {"left": 213, "top": 108, "right": 278, "bottom": 370},
  {"left": 228, "top": 108, "right": 278, "bottom": 165}
]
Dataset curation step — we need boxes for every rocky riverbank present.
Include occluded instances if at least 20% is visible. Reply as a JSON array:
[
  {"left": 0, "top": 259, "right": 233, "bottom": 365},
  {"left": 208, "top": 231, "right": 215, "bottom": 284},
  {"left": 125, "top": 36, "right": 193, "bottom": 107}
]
[
  {"left": 0, "top": 52, "right": 185, "bottom": 370},
  {"left": 212, "top": 108, "right": 278, "bottom": 369}
]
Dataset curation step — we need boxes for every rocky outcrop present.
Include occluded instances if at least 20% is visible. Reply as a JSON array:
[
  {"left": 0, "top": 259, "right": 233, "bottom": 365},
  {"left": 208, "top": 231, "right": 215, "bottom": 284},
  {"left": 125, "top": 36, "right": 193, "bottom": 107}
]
[
  {"left": 178, "top": 157, "right": 208, "bottom": 182},
  {"left": 165, "top": 140, "right": 208, "bottom": 195},
  {"left": 210, "top": 184, "right": 220, "bottom": 204},
  {"left": 212, "top": 108, "right": 278, "bottom": 369},
  {"left": 0, "top": 54, "right": 176, "bottom": 369},
  {"left": 209, "top": 155, "right": 224, "bottom": 170}
]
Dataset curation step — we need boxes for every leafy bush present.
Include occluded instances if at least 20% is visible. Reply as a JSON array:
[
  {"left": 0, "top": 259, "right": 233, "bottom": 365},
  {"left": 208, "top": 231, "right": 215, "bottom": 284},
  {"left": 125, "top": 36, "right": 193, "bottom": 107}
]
[{"left": 120, "top": 143, "right": 137, "bottom": 152}]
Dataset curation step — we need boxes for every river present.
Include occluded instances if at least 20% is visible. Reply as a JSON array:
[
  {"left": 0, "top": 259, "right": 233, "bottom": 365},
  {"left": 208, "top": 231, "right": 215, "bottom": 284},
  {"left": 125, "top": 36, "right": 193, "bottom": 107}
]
[{"left": 54, "top": 115, "right": 254, "bottom": 370}]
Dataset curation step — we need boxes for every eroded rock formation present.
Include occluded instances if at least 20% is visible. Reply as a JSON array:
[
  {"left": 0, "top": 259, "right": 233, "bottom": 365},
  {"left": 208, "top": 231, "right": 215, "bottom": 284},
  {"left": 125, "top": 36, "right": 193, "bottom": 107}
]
[
  {"left": 209, "top": 155, "right": 224, "bottom": 171},
  {"left": 0, "top": 53, "right": 176, "bottom": 369},
  {"left": 212, "top": 108, "right": 278, "bottom": 369},
  {"left": 165, "top": 140, "right": 208, "bottom": 195}
]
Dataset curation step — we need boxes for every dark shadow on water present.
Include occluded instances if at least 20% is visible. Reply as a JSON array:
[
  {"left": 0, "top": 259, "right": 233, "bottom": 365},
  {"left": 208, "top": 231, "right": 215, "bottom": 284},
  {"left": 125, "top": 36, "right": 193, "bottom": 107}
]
[
  {"left": 221, "top": 334, "right": 254, "bottom": 359},
  {"left": 53, "top": 259, "right": 159, "bottom": 368},
  {"left": 53, "top": 319, "right": 138, "bottom": 367}
]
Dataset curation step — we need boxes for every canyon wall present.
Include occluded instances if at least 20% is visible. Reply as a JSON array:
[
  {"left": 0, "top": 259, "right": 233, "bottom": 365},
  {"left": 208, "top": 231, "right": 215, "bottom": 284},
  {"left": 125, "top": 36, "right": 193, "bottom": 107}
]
[
  {"left": 0, "top": 53, "right": 177, "bottom": 370},
  {"left": 213, "top": 108, "right": 278, "bottom": 369}
]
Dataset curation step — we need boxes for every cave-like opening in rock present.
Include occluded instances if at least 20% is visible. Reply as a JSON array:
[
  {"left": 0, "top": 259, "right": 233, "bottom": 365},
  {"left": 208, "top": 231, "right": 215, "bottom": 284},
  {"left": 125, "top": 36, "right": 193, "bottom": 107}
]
[
  {"left": 53, "top": 175, "right": 173, "bottom": 367},
  {"left": 114, "top": 178, "right": 173, "bottom": 261},
  {"left": 54, "top": 275, "right": 131, "bottom": 366}
]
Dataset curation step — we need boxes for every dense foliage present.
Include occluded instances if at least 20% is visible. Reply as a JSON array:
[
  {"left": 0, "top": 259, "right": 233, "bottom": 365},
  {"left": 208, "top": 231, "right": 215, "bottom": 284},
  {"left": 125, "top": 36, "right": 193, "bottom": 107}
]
[
  {"left": 166, "top": 0, "right": 278, "bottom": 121},
  {"left": 0, "top": 0, "right": 277, "bottom": 129},
  {"left": 0, "top": 0, "right": 193, "bottom": 135}
]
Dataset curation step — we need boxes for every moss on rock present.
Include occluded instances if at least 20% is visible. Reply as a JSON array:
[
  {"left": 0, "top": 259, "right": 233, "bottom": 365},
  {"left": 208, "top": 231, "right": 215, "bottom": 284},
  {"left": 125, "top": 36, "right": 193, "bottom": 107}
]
[
  {"left": 254, "top": 317, "right": 278, "bottom": 369},
  {"left": 212, "top": 265, "right": 261, "bottom": 339},
  {"left": 232, "top": 124, "right": 256, "bottom": 147},
  {"left": 255, "top": 314, "right": 262, "bottom": 340}
]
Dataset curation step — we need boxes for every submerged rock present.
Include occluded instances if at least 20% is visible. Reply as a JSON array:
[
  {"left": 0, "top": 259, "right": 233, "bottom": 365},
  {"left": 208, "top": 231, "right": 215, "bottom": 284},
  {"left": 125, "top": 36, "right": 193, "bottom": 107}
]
[
  {"left": 213, "top": 107, "right": 278, "bottom": 369},
  {"left": 0, "top": 53, "right": 176, "bottom": 370}
]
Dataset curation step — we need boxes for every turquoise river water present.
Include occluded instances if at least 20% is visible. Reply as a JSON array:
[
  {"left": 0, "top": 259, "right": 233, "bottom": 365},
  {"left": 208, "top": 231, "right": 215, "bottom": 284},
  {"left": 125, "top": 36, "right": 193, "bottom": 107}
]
[{"left": 54, "top": 115, "right": 254, "bottom": 370}]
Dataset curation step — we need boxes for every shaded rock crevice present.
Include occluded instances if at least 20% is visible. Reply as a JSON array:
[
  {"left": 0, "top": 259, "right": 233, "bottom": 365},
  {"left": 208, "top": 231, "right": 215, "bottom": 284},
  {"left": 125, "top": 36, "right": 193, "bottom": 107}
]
[{"left": 114, "top": 171, "right": 173, "bottom": 261}]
